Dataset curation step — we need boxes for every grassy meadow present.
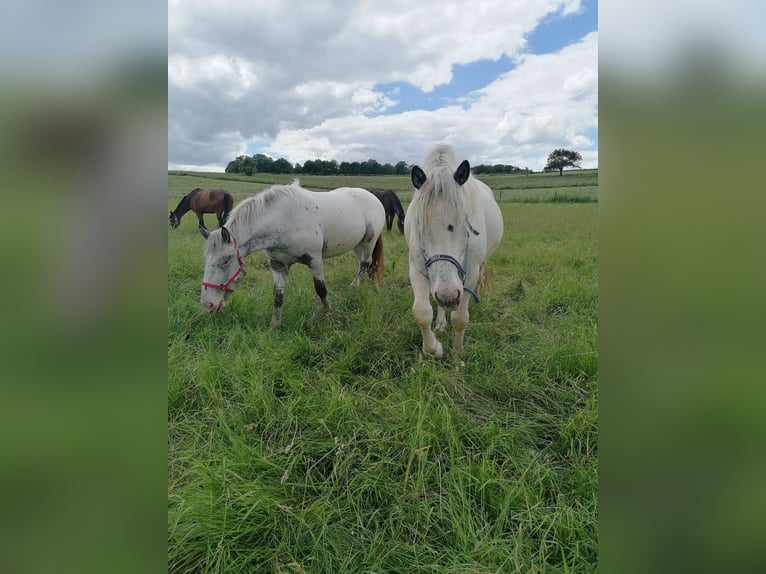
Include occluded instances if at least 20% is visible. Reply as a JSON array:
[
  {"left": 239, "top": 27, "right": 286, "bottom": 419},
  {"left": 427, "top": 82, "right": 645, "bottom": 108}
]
[{"left": 168, "top": 171, "right": 598, "bottom": 573}]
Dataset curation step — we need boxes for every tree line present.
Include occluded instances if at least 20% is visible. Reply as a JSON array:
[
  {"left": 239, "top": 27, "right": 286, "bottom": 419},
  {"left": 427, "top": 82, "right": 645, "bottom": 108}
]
[
  {"left": 225, "top": 149, "right": 583, "bottom": 176},
  {"left": 226, "top": 153, "right": 531, "bottom": 176}
]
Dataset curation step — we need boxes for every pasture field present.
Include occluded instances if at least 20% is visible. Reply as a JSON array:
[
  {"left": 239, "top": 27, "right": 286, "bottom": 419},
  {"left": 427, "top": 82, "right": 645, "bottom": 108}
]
[
  {"left": 168, "top": 173, "right": 597, "bottom": 573},
  {"left": 168, "top": 169, "right": 598, "bottom": 205}
]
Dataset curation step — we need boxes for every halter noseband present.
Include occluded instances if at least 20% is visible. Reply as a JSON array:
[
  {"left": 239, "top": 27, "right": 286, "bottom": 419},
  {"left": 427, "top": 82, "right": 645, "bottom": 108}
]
[
  {"left": 201, "top": 232, "right": 247, "bottom": 293},
  {"left": 421, "top": 220, "right": 481, "bottom": 303}
]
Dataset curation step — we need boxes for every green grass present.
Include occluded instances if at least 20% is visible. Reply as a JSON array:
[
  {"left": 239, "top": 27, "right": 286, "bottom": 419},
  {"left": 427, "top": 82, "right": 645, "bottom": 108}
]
[{"left": 168, "top": 174, "right": 597, "bottom": 573}]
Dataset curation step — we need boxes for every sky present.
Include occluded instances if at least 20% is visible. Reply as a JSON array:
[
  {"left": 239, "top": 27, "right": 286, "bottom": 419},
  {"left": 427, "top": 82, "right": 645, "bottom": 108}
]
[{"left": 168, "top": 0, "right": 598, "bottom": 172}]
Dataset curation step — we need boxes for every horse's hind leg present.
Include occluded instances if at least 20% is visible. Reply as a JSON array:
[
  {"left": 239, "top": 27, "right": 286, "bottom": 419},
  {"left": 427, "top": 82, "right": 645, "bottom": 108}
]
[
  {"left": 435, "top": 306, "right": 447, "bottom": 331},
  {"left": 269, "top": 259, "right": 289, "bottom": 328},
  {"left": 351, "top": 245, "right": 370, "bottom": 286},
  {"left": 307, "top": 258, "right": 331, "bottom": 311}
]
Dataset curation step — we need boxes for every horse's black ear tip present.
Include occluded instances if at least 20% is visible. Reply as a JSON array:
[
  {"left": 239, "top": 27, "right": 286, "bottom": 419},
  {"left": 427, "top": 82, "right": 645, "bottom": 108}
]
[
  {"left": 411, "top": 165, "right": 426, "bottom": 189},
  {"left": 454, "top": 159, "right": 471, "bottom": 185}
]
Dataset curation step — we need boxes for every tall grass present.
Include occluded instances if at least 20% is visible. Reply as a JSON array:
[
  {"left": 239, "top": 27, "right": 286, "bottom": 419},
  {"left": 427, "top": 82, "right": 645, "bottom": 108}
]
[{"left": 168, "top": 188, "right": 597, "bottom": 572}]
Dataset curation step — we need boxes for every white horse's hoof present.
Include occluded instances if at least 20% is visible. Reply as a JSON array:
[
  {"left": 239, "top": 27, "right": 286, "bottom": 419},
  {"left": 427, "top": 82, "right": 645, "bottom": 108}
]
[{"left": 423, "top": 340, "right": 444, "bottom": 359}]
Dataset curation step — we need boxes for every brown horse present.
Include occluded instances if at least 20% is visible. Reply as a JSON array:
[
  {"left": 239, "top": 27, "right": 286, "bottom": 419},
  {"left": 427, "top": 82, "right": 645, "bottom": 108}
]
[{"left": 169, "top": 188, "right": 234, "bottom": 230}]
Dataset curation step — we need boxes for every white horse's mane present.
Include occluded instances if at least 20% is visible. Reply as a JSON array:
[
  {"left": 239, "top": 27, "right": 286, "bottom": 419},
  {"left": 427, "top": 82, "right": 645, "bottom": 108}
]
[
  {"left": 224, "top": 179, "right": 303, "bottom": 235},
  {"left": 413, "top": 145, "right": 469, "bottom": 227}
]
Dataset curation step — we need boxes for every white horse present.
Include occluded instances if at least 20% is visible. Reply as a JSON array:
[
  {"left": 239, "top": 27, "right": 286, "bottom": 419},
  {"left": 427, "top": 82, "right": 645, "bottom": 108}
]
[
  {"left": 404, "top": 145, "right": 504, "bottom": 358},
  {"left": 199, "top": 180, "right": 385, "bottom": 327}
]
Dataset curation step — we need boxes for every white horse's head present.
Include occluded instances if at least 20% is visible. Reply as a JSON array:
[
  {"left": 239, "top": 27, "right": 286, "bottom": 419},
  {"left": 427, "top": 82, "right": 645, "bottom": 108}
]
[
  {"left": 411, "top": 156, "right": 472, "bottom": 310},
  {"left": 199, "top": 225, "right": 246, "bottom": 313}
]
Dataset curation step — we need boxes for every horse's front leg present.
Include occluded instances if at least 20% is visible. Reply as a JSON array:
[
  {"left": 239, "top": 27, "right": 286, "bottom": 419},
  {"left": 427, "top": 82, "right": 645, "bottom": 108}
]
[
  {"left": 197, "top": 212, "right": 206, "bottom": 229},
  {"left": 410, "top": 270, "right": 443, "bottom": 358},
  {"left": 450, "top": 295, "right": 471, "bottom": 359},
  {"left": 451, "top": 269, "right": 480, "bottom": 358},
  {"left": 269, "top": 260, "right": 289, "bottom": 328},
  {"left": 308, "top": 258, "right": 331, "bottom": 311}
]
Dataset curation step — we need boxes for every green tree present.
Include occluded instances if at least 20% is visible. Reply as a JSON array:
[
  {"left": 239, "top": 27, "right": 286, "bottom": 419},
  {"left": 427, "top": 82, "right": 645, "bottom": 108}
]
[
  {"left": 272, "top": 158, "right": 293, "bottom": 174},
  {"left": 544, "top": 148, "right": 582, "bottom": 176},
  {"left": 253, "top": 153, "right": 274, "bottom": 173}
]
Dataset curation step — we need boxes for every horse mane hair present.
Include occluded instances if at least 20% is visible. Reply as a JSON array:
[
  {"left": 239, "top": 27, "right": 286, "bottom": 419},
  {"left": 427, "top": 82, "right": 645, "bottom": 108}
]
[
  {"left": 412, "top": 145, "right": 468, "bottom": 228},
  {"left": 224, "top": 179, "right": 302, "bottom": 235}
]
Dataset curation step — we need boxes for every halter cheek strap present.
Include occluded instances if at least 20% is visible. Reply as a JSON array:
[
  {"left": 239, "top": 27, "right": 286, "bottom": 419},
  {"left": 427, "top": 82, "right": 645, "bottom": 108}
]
[
  {"left": 421, "top": 220, "right": 481, "bottom": 303},
  {"left": 201, "top": 234, "right": 247, "bottom": 293}
]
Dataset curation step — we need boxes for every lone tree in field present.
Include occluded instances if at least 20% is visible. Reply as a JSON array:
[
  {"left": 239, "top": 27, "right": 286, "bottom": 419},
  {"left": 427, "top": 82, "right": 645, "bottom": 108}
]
[{"left": 545, "top": 148, "right": 582, "bottom": 176}]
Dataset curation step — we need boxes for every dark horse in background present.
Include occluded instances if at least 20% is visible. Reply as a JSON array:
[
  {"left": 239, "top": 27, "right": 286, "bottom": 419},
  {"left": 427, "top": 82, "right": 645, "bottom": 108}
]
[
  {"left": 169, "top": 188, "right": 234, "bottom": 230},
  {"left": 369, "top": 189, "right": 405, "bottom": 234}
]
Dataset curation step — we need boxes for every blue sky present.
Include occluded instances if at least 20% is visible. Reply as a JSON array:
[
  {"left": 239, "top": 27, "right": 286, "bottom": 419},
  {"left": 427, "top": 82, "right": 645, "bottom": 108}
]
[
  {"left": 527, "top": 0, "right": 598, "bottom": 54},
  {"left": 365, "top": 0, "right": 598, "bottom": 118}
]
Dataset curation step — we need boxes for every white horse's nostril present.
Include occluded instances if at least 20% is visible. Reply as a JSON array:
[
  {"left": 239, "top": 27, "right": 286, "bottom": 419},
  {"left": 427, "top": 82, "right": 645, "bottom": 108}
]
[{"left": 434, "top": 289, "right": 461, "bottom": 310}]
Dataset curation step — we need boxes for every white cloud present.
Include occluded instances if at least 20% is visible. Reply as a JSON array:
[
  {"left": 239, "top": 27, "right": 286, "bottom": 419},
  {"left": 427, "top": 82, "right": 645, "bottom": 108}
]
[
  {"left": 168, "top": 0, "right": 597, "bottom": 171},
  {"left": 265, "top": 32, "right": 598, "bottom": 170}
]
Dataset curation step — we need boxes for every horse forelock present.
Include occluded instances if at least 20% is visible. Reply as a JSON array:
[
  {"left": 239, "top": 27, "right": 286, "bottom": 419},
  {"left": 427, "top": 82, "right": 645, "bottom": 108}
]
[
  {"left": 424, "top": 144, "right": 459, "bottom": 169},
  {"left": 414, "top": 152, "right": 468, "bottom": 231}
]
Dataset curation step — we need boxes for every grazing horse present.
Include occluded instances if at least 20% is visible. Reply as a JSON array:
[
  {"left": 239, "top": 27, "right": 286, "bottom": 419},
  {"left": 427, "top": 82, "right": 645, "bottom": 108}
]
[
  {"left": 369, "top": 189, "right": 405, "bottom": 234},
  {"left": 404, "top": 145, "right": 504, "bottom": 359},
  {"left": 199, "top": 180, "right": 385, "bottom": 328},
  {"left": 169, "top": 188, "right": 234, "bottom": 229}
]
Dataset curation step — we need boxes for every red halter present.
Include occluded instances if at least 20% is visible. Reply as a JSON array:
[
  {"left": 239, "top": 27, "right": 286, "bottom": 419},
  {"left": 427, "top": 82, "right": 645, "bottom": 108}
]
[{"left": 201, "top": 233, "right": 247, "bottom": 293}]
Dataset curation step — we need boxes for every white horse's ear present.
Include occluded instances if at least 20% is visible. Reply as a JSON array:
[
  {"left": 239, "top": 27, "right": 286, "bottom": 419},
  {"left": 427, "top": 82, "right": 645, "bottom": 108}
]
[
  {"left": 454, "top": 160, "right": 470, "bottom": 186},
  {"left": 221, "top": 227, "right": 231, "bottom": 243},
  {"left": 411, "top": 165, "right": 426, "bottom": 189},
  {"left": 198, "top": 224, "right": 210, "bottom": 239}
]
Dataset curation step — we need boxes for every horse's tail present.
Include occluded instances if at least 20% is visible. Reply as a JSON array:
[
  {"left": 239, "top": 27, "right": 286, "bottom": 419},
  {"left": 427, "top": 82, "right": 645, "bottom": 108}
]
[
  {"left": 371, "top": 232, "right": 384, "bottom": 283},
  {"left": 222, "top": 192, "right": 234, "bottom": 223}
]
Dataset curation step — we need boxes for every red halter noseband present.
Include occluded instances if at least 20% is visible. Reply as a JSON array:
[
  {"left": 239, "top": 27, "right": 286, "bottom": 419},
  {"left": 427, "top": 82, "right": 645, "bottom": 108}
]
[{"left": 201, "top": 233, "right": 247, "bottom": 293}]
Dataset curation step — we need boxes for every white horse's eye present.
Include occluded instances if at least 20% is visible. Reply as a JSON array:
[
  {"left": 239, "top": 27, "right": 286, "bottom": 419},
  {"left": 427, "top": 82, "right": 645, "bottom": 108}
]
[
  {"left": 447, "top": 224, "right": 454, "bottom": 232},
  {"left": 220, "top": 256, "right": 231, "bottom": 266}
]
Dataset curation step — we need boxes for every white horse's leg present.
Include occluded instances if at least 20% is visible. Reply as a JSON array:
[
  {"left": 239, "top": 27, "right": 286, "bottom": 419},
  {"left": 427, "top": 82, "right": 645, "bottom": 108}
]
[
  {"left": 410, "top": 270, "right": 443, "bottom": 358},
  {"left": 308, "top": 258, "right": 331, "bottom": 311},
  {"left": 435, "top": 306, "right": 447, "bottom": 331},
  {"left": 269, "top": 260, "right": 289, "bottom": 328},
  {"left": 451, "top": 269, "right": 480, "bottom": 357},
  {"left": 350, "top": 244, "right": 371, "bottom": 286},
  {"left": 450, "top": 295, "right": 471, "bottom": 358}
]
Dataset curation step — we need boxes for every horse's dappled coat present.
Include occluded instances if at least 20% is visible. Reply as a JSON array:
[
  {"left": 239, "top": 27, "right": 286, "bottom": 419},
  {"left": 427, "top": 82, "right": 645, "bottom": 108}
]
[{"left": 199, "top": 180, "right": 385, "bottom": 328}]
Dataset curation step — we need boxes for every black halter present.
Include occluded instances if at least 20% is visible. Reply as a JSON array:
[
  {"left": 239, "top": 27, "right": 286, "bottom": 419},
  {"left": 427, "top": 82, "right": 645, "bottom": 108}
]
[{"left": 421, "top": 220, "right": 481, "bottom": 303}]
